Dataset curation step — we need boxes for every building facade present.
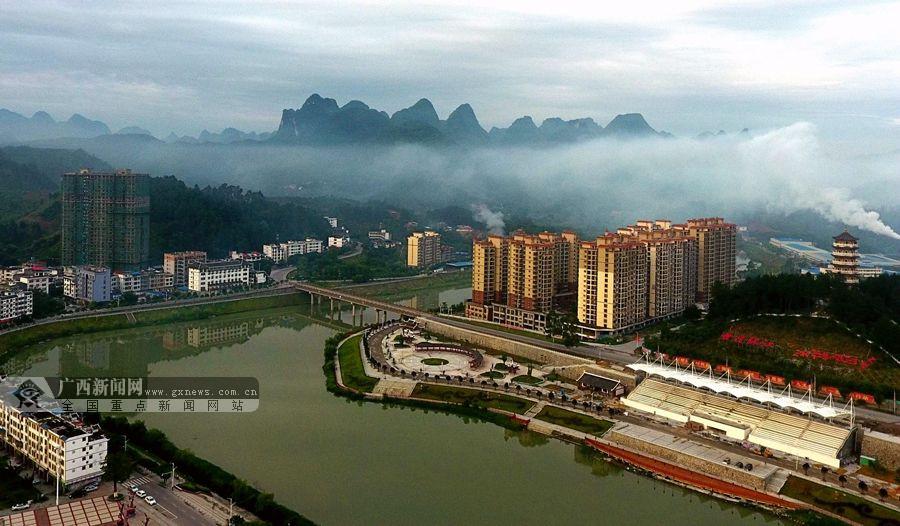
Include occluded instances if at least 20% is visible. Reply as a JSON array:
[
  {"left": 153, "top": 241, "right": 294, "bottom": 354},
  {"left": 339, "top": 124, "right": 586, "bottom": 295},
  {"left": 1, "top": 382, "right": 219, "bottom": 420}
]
[
  {"left": 0, "top": 287, "right": 34, "bottom": 321},
  {"left": 681, "top": 217, "right": 736, "bottom": 302},
  {"left": 64, "top": 266, "right": 111, "bottom": 303},
  {"left": 467, "top": 230, "right": 579, "bottom": 332},
  {"left": 407, "top": 231, "right": 443, "bottom": 268},
  {"left": 0, "top": 400, "right": 108, "bottom": 486},
  {"left": 113, "top": 269, "right": 174, "bottom": 294},
  {"left": 467, "top": 218, "right": 734, "bottom": 338},
  {"left": 61, "top": 169, "right": 150, "bottom": 270},
  {"left": 164, "top": 251, "right": 207, "bottom": 287},
  {"left": 187, "top": 260, "right": 252, "bottom": 292},
  {"left": 262, "top": 238, "right": 323, "bottom": 263}
]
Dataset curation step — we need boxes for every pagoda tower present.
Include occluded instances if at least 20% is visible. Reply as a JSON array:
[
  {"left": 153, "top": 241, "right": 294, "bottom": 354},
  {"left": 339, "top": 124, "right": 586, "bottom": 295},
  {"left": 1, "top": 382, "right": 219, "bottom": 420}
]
[{"left": 828, "top": 230, "right": 860, "bottom": 284}]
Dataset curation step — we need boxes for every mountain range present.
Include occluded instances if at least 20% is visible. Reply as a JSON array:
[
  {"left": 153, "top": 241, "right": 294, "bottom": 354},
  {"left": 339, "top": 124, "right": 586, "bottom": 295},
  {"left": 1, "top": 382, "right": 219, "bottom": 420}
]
[
  {"left": 1, "top": 94, "right": 669, "bottom": 147},
  {"left": 272, "top": 94, "right": 667, "bottom": 146}
]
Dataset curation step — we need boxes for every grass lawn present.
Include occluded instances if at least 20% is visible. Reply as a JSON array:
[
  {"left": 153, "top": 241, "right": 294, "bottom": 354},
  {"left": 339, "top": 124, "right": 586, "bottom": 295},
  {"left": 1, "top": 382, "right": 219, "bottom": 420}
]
[
  {"left": 454, "top": 318, "right": 558, "bottom": 344},
  {"left": 512, "top": 375, "right": 543, "bottom": 385},
  {"left": 0, "top": 465, "right": 43, "bottom": 508},
  {"left": 341, "top": 271, "right": 471, "bottom": 301},
  {"left": 421, "top": 358, "right": 449, "bottom": 366},
  {"left": 534, "top": 406, "right": 613, "bottom": 437},
  {"left": 410, "top": 383, "right": 534, "bottom": 414},
  {"left": 780, "top": 476, "right": 900, "bottom": 526},
  {"left": 480, "top": 371, "right": 506, "bottom": 379},
  {"left": 337, "top": 335, "right": 379, "bottom": 393}
]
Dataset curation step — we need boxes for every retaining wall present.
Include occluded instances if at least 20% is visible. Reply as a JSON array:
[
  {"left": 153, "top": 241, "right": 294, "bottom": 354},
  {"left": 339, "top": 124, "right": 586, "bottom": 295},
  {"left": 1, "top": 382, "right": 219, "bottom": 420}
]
[{"left": 417, "top": 317, "right": 592, "bottom": 367}]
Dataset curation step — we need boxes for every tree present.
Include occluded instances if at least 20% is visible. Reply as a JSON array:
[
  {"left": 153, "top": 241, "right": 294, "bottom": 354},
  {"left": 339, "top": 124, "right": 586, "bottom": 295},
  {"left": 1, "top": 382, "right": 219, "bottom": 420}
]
[
  {"left": 858, "top": 480, "right": 868, "bottom": 493},
  {"left": 838, "top": 474, "right": 847, "bottom": 487},
  {"left": 878, "top": 487, "right": 888, "bottom": 502},
  {"left": 104, "top": 451, "right": 134, "bottom": 496},
  {"left": 820, "top": 466, "right": 829, "bottom": 481},
  {"left": 802, "top": 462, "right": 810, "bottom": 475}
]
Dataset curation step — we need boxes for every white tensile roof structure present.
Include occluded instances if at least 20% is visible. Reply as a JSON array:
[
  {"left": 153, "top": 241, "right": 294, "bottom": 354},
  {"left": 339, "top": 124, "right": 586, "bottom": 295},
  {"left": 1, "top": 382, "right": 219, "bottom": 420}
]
[{"left": 628, "top": 356, "right": 853, "bottom": 420}]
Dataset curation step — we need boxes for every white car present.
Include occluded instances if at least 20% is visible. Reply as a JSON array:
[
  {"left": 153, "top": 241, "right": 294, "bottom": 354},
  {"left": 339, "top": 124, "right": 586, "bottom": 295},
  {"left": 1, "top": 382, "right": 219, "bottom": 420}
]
[
  {"left": 144, "top": 496, "right": 157, "bottom": 506},
  {"left": 135, "top": 490, "right": 147, "bottom": 498},
  {"left": 11, "top": 501, "right": 32, "bottom": 511},
  {"left": 129, "top": 485, "right": 139, "bottom": 493}
]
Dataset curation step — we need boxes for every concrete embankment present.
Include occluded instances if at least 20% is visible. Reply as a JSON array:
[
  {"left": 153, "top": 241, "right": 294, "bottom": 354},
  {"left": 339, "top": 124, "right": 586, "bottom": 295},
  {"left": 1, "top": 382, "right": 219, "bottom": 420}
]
[{"left": 0, "top": 288, "right": 301, "bottom": 354}]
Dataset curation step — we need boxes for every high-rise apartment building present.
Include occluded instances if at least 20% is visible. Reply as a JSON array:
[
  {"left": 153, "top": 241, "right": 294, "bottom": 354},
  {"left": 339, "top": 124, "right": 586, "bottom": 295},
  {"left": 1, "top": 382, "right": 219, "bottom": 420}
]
[
  {"left": 467, "top": 230, "right": 579, "bottom": 331},
  {"left": 577, "top": 234, "right": 648, "bottom": 335},
  {"left": 164, "top": 251, "right": 207, "bottom": 286},
  {"left": 407, "top": 231, "right": 443, "bottom": 268},
  {"left": 680, "top": 217, "right": 736, "bottom": 301},
  {"left": 61, "top": 169, "right": 150, "bottom": 270}
]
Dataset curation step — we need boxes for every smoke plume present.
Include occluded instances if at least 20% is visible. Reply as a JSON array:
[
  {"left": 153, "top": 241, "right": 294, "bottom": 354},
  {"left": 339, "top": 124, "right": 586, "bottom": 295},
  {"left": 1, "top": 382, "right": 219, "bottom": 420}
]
[{"left": 472, "top": 204, "right": 506, "bottom": 235}]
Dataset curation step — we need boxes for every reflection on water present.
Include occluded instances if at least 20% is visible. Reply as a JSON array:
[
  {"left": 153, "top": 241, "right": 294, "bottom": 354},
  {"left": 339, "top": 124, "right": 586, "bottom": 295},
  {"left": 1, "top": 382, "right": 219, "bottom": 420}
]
[{"left": 12, "top": 306, "right": 786, "bottom": 526}]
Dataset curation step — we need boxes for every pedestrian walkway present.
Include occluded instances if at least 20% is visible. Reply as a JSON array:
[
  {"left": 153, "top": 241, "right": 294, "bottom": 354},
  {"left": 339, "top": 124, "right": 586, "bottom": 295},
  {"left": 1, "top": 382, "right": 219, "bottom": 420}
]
[
  {"left": 523, "top": 401, "right": 545, "bottom": 418},
  {"left": 125, "top": 475, "right": 155, "bottom": 487}
]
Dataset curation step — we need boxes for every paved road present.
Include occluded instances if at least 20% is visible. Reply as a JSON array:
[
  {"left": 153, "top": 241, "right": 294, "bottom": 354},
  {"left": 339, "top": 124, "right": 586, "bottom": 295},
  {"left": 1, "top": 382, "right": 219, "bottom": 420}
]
[
  {"left": 269, "top": 266, "right": 294, "bottom": 283},
  {"left": 126, "top": 474, "right": 217, "bottom": 526}
]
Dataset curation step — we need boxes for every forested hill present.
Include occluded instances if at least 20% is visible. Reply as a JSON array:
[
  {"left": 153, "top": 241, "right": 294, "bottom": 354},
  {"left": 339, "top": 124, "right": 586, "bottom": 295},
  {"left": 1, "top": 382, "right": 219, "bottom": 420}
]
[
  {"left": 0, "top": 172, "right": 334, "bottom": 265},
  {"left": 147, "top": 176, "right": 331, "bottom": 260}
]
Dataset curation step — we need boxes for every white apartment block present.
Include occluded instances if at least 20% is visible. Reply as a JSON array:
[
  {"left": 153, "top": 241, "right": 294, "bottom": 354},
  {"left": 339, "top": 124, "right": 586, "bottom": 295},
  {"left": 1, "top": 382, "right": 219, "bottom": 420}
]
[
  {"left": 0, "top": 288, "right": 33, "bottom": 321},
  {"left": 262, "top": 238, "right": 324, "bottom": 263},
  {"left": 188, "top": 260, "right": 252, "bottom": 292},
  {"left": 16, "top": 268, "right": 58, "bottom": 294},
  {"left": 113, "top": 269, "right": 175, "bottom": 294},
  {"left": 328, "top": 236, "right": 351, "bottom": 248},
  {"left": 63, "top": 266, "right": 111, "bottom": 303},
  {"left": 0, "top": 400, "right": 108, "bottom": 486}
]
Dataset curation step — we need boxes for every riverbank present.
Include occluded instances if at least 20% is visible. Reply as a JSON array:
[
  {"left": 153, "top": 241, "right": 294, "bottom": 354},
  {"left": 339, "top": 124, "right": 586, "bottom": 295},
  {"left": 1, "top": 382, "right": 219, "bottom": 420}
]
[
  {"left": 328, "top": 326, "right": 887, "bottom": 526},
  {"left": 0, "top": 291, "right": 302, "bottom": 358}
]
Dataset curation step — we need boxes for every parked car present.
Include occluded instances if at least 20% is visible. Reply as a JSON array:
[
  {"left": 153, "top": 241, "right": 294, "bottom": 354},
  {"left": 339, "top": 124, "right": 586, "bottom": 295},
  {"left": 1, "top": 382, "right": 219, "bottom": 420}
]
[
  {"left": 144, "top": 496, "right": 157, "bottom": 506},
  {"left": 135, "top": 490, "right": 147, "bottom": 498},
  {"left": 129, "top": 485, "right": 139, "bottom": 493},
  {"left": 11, "top": 500, "right": 32, "bottom": 511},
  {"left": 84, "top": 484, "right": 99, "bottom": 492}
]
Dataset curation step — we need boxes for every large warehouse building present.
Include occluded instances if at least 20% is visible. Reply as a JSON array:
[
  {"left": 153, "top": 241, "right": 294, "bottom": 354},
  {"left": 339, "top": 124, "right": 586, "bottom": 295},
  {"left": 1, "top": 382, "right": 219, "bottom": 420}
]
[{"left": 623, "top": 362, "right": 856, "bottom": 468}]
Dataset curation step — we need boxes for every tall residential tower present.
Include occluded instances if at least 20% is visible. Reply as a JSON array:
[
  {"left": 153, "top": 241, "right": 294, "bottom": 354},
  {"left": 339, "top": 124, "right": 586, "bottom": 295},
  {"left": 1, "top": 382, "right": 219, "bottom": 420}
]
[{"left": 61, "top": 169, "right": 150, "bottom": 270}]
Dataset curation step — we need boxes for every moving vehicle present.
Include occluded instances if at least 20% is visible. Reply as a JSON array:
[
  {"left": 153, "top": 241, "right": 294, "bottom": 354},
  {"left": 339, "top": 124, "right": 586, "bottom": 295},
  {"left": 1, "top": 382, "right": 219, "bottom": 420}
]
[
  {"left": 135, "top": 490, "right": 147, "bottom": 498},
  {"left": 11, "top": 500, "right": 32, "bottom": 511},
  {"left": 144, "top": 496, "right": 157, "bottom": 506}
]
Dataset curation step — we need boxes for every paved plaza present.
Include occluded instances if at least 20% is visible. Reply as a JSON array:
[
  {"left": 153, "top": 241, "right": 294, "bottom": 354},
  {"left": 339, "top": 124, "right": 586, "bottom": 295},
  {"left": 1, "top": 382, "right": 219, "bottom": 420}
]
[{"left": 2, "top": 497, "right": 118, "bottom": 526}]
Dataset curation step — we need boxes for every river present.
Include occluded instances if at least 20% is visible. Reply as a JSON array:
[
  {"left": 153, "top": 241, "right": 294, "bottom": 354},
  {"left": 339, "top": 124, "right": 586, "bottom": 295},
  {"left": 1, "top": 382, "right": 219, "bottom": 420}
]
[{"left": 8, "top": 292, "right": 787, "bottom": 525}]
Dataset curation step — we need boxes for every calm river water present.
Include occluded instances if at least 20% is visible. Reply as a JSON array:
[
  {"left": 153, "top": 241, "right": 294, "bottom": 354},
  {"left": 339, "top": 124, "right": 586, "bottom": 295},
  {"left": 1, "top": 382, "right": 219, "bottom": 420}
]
[{"left": 9, "top": 290, "right": 786, "bottom": 525}]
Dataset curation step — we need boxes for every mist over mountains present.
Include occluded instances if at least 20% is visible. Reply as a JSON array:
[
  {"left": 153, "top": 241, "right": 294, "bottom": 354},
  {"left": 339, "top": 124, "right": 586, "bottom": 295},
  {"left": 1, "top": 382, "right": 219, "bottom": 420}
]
[
  {"left": 0, "top": 95, "right": 897, "bottom": 251},
  {"left": 1, "top": 93, "right": 667, "bottom": 147},
  {"left": 271, "top": 94, "right": 666, "bottom": 146}
]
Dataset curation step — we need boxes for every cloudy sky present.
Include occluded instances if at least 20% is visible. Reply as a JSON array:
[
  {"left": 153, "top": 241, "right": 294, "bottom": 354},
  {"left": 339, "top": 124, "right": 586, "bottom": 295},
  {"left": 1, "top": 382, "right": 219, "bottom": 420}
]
[{"left": 2, "top": 0, "right": 899, "bottom": 145}]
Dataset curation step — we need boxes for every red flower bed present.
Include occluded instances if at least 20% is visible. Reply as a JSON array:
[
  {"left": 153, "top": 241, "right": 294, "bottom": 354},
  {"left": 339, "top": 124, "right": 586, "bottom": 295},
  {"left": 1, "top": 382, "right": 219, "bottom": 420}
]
[
  {"left": 792, "top": 348, "right": 877, "bottom": 370},
  {"left": 719, "top": 332, "right": 775, "bottom": 348}
]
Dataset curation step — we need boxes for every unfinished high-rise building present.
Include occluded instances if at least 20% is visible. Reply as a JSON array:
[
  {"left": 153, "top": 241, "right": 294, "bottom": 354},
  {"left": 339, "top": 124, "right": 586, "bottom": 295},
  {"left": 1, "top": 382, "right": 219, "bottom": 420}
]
[{"left": 61, "top": 169, "right": 150, "bottom": 270}]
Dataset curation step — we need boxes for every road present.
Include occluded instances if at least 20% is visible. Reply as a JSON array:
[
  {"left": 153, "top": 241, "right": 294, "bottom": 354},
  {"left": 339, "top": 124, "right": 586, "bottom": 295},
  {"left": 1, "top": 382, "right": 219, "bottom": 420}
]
[{"left": 125, "top": 473, "right": 220, "bottom": 526}]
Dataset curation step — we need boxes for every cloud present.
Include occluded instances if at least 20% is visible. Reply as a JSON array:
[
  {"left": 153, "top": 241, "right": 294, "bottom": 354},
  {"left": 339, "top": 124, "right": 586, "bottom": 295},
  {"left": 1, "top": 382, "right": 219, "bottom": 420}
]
[{"left": 0, "top": 0, "right": 899, "bottom": 140}]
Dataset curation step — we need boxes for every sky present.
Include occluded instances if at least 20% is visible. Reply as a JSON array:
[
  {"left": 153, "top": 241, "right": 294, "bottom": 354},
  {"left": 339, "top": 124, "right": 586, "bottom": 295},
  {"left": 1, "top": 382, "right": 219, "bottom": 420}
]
[{"left": 2, "top": 0, "right": 900, "bottom": 146}]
